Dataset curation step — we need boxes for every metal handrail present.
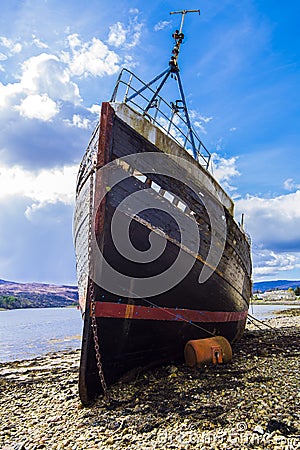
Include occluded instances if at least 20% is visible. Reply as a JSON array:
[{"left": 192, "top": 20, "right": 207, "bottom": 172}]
[{"left": 111, "top": 68, "right": 211, "bottom": 169}]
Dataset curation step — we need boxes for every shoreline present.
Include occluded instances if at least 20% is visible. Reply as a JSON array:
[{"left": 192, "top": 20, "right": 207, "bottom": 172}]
[
  {"left": 0, "top": 305, "right": 78, "bottom": 311},
  {"left": 0, "top": 304, "right": 298, "bottom": 367},
  {"left": 0, "top": 313, "right": 299, "bottom": 449},
  {"left": 0, "top": 300, "right": 298, "bottom": 311},
  {"left": 250, "top": 300, "right": 300, "bottom": 305}
]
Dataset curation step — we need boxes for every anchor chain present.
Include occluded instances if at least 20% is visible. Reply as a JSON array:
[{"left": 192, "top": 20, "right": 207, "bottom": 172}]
[
  {"left": 90, "top": 280, "right": 109, "bottom": 400},
  {"left": 88, "top": 168, "right": 110, "bottom": 400}
]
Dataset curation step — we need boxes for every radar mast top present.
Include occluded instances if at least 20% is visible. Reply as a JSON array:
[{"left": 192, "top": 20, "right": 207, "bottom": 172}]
[
  {"left": 169, "top": 9, "right": 200, "bottom": 71},
  {"left": 111, "top": 9, "right": 208, "bottom": 163}
]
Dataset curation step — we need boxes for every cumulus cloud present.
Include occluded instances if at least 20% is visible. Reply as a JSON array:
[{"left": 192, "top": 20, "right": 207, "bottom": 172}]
[
  {"left": 106, "top": 15, "right": 143, "bottom": 50},
  {"left": 20, "top": 53, "right": 81, "bottom": 103},
  {"left": 0, "top": 162, "right": 78, "bottom": 283},
  {"left": 283, "top": 177, "right": 300, "bottom": 191},
  {"left": 16, "top": 93, "right": 59, "bottom": 121},
  {"left": 0, "top": 51, "right": 81, "bottom": 122},
  {"left": 31, "top": 35, "right": 49, "bottom": 49},
  {"left": 235, "top": 190, "right": 300, "bottom": 279},
  {"left": 211, "top": 153, "right": 240, "bottom": 192},
  {"left": 88, "top": 104, "right": 102, "bottom": 115},
  {"left": 0, "top": 36, "right": 22, "bottom": 54},
  {"left": 0, "top": 80, "right": 22, "bottom": 108},
  {"left": 194, "top": 118, "right": 213, "bottom": 135},
  {"left": 236, "top": 190, "right": 300, "bottom": 250},
  {"left": 126, "top": 17, "right": 143, "bottom": 48},
  {"left": 103, "top": 16, "right": 143, "bottom": 51},
  {"left": 65, "top": 34, "right": 120, "bottom": 77},
  {"left": 64, "top": 114, "right": 91, "bottom": 129},
  {"left": 0, "top": 162, "right": 77, "bottom": 209},
  {"left": 0, "top": 198, "right": 76, "bottom": 283},
  {"left": 190, "top": 110, "right": 213, "bottom": 135},
  {"left": 252, "top": 249, "right": 300, "bottom": 278},
  {"left": 108, "top": 22, "right": 127, "bottom": 48}
]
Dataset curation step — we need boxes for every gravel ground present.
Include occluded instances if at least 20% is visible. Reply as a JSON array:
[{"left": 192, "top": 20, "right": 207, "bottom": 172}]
[{"left": 0, "top": 311, "right": 299, "bottom": 450}]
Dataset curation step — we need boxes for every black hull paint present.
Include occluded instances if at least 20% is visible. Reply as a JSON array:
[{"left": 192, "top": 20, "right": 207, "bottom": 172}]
[
  {"left": 80, "top": 314, "right": 247, "bottom": 405},
  {"left": 75, "top": 103, "right": 252, "bottom": 405}
]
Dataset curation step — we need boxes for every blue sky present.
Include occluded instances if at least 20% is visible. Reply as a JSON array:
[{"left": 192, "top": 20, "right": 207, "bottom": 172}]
[{"left": 0, "top": 0, "right": 300, "bottom": 285}]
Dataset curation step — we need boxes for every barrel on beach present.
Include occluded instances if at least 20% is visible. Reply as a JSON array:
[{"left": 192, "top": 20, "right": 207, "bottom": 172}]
[{"left": 184, "top": 336, "right": 232, "bottom": 367}]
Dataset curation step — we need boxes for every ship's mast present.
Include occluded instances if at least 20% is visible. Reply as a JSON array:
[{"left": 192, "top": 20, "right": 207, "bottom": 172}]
[
  {"left": 169, "top": 9, "right": 200, "bottom": 70},
  {"left": 125, "top": 9, "right": 201, "bottom": 160}
]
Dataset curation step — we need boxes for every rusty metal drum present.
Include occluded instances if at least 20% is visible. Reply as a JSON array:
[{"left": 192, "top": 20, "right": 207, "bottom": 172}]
[{"left": 184, "top": 336, "right": 232, "bottom": 367}]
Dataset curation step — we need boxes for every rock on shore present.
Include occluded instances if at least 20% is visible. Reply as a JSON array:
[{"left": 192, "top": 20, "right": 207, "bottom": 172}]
[{"left": 0, "top": 314, "right": 299, "bottom": 450}]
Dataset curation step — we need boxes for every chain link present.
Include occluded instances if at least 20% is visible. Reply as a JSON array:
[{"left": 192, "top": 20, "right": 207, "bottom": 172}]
[
  {"left": 90, "top": 280, "right": 110, "bottom": 400},
  {"left": 88, "top": 169, "right": 110, "bottom": 401}
]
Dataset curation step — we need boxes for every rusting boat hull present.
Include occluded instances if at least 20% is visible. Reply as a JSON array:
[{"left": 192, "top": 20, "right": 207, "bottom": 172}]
[{"left": 74, "top": 102, "right": 251, "bottom": 405}]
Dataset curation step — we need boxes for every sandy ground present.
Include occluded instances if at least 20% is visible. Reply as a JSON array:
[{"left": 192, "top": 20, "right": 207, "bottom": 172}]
[{"left": 0, "top": 311, "right": 299, "bottom": 450}]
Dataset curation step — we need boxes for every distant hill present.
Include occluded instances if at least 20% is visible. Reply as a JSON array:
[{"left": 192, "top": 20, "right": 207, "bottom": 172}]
[
  {"left": 1, "top": 278, "right": 299, "bottom": 308},
  {"left": 0, "top": 279, "right": 78, "bottom": 309},
  {"left": 253, "top": 280, "right": 300, "bottom": 293}
]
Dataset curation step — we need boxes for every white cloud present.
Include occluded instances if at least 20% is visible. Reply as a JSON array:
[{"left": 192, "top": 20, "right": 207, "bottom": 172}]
[
  {"left": 108, "top": 15, "right": 143, "bottom": 49},
  {"left": 64, "top": 114, "right": 91, "bottom": 129},
  {"left": 283, "top": 177, "right": 300, "bottom": 191},
  {"left": 15, "top": 93, "right": 59, "bottom": 121},
  {"left": 88, "top": 104, "right": 102, "bottom": 115},
  {"left": 211, "top": 153, "right": 240, "bottom": 191},
  {"left": 154, "top": 21, "right": 171, "bottom": 32},
  {"left": 65, "top": 34, "right": 120, "bottom": 77},
  {"left": 0, "top": 53, "right": 7, "bottom": 61},
  {"left": 108, "top": 22, "right": 127, "bottom": 48},
  {"left": 0, "top": 80, "right": 23, "bottom": 108},
  {"left": 67, "top": 33, "right": 81, "bottom": 49},
  {"left": 0, "top": 52, "right": 81, "bottom": 119},
  {"left": 190, "top": 110, "right": 213, "bottom": 135},
  {"left": 32, "top": 36, "right": 49, "bottom": 49},
  {"left": 13, "top": 43, "right": 22, "bottom": 53},
  {"left": 236, "top": 190, "right": 300, "bottom": 232},
  {"left": 126, "top": 19, "right": 143, "bottom": 48},
  {"left": 20, "top": 53, "right": 81, "bottom": 104},
  {"left": 0, "top": 36, "right": 22, "bottom": 54},
  {"left": 0, "top": 163, "right": 77, "bottom": 212},
  {"left": 194, "top": 119, "right": 213, "bottom": 135},
  {"left": 229, "top": 187, "right": 300, "bottom": 281},
  {"left": 235, "top": 190, "right": 300, "bottom": 280},
  {"left": 252, "top": 249, "right": 300, "bottom": 278}
]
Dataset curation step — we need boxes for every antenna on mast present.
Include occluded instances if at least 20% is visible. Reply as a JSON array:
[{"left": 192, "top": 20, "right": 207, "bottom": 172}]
[
  {"left": 123, "top": 9, "right": 201, "bottom": 160},
  {"left": 169, "top": 9, "right": 200, "bottom": 71}
]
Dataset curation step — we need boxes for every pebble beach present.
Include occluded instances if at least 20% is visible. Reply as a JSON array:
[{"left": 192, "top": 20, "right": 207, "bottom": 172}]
[{"left": 0, "top": 310, "right": 299, "bottom": 450}]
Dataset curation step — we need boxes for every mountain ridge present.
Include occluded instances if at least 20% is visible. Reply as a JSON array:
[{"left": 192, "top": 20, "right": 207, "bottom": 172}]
[
  {"left": 1, "top": 278, "right": 300, "bottom": 309},
  {"left": 0, "top": 279, "right": 78, "bottom": 309},
  {"left": 253, "top": 279, "right": 300, "bottom": 292}
]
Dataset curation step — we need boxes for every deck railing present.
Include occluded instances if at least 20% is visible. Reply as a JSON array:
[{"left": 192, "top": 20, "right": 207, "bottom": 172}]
[{"left": 110, "top": 68, "right": 211, "bottom": 169}]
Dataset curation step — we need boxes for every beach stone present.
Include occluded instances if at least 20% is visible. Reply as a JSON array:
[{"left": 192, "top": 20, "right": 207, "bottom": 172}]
[
  {"left": 253, "top": 424, "right": 264, "bottom": 434},
  {"left": 0, "top": 314, "right": 299, "bottom": 450}
]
